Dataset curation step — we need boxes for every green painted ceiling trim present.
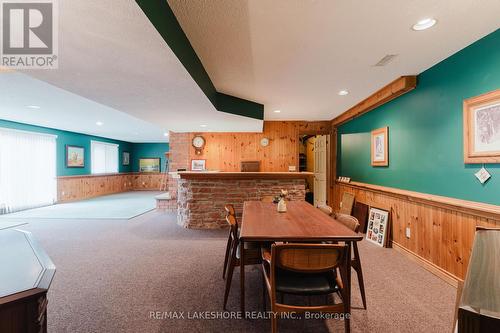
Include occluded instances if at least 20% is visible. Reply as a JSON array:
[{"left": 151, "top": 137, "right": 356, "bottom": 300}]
[
  {"left": 135, "top": 0, "right": 264, "bottom": 120},
  {"left": 216, "top": 93, "right": 264, "bottom": 119}
]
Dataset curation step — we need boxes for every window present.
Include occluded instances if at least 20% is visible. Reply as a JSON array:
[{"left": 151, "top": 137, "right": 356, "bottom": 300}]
[
  {"left": 0, "top": 128, "right": 57, "bottom": 213},
  {"left": 91, "top": 141, "right": 118, "bottom": 174}
]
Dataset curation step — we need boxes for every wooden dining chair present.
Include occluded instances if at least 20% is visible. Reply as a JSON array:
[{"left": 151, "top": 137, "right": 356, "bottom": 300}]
[
  {"left": 222, "top": 204, "right": 236, "bottom": 279},
  {"left": 333, "top": 213, "right": 367, "bottom": 309},
  {"left": 262, "top": 243, "right": 350, "bottom": 333},
  {"left": 223, "top": 214, "right": 262, "bottom": 310},
  {"left": 317, "top": 204, "right": 333, "bottom": 216}
]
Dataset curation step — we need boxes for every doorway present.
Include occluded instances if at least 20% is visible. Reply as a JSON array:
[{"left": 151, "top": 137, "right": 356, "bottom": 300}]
[{"left": 299, "top": 134, "right": 328, "bottom": 207}]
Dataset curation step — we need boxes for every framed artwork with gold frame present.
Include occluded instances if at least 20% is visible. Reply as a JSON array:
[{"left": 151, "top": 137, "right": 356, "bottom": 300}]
[
  {"left": 139, "top": 158, "right": 160, "bottom": 172},
  {"left": 464, "top": 89, "right": 500, "bottom": 164},
  {"left": 371, "top": 127, "right": 389, "bottom": 166},
  {"left": 66, "top": 145, "right": 85, "bottom": 168}
]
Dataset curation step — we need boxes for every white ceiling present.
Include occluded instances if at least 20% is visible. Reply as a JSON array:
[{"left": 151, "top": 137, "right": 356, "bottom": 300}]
[
  {"left": 3, "top": 0, "right": 499, "bottom": 142},
  {"left": 0, "top": 72, "right": 168, "bottom": 143},
  {"left": 7, "top": 0, "right": 262, "bottom": 142},
  {"left": 168, "top": 0, "right": 500, "bottom": 120}
]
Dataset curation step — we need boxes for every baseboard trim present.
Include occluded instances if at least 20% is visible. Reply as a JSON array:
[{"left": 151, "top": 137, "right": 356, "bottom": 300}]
[{"left": 391, "top": 241, "right": 461, "bottom": 288}]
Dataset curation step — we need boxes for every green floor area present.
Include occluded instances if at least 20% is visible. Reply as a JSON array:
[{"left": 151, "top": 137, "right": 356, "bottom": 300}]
[{"left": 0, "top": 192, "right": 161, "bottom": 220}]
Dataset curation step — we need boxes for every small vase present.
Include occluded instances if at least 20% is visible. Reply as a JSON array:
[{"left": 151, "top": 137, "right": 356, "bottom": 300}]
[{"left": 277, "top": 198, "right": 287, "bottom": 213}]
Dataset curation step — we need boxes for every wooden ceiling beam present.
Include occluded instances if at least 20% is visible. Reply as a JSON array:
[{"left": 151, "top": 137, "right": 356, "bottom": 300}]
[{"left": 331, "top": 76, "right": 417, "bottom": 127}]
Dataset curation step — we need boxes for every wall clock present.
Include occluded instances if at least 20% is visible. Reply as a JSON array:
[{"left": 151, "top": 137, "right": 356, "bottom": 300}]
[
  {"left": 260, "top": 137, "right": 270, "bottom": 147},
  {"left": 192, "top": 135, "right": 205, "bottom": 155}
]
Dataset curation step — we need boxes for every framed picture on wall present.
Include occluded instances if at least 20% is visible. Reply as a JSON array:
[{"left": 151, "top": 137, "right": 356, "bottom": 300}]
[
  {"left": 463, "top": 89, "right": 500, "bottom": 163},
  {"left": 371, "top": 127, "right": 389, "bottom": 166},
  {"left": 366, "top": 207, "right": 390, "bottom": 247},
  {"left": 122, "top": 152, "right": 130, "bottom": 166},
  {"left": 191, "top": 159, "right": 206, "bottom": 171},
  {"left": 66, "top": 145, "right": 85, "bottom": 168},
  {"left": 139, "top": 158, "right": 160, "bottom": 172}
]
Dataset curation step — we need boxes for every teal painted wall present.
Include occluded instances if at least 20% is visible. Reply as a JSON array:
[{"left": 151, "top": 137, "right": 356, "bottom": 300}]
[
  {"left": 338, "top": 29, "right": 500, "bottom": 205},
  {"left": 131, "top": 143, "right": 169, "bottom": 172},
  {"left": 0, "top": 119, "right": 168, "bottom": 176}
]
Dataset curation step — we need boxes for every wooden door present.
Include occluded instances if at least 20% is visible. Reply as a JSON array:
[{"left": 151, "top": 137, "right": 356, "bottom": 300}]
[{"left": 314, "top": 135, "right": 327, "bottom": 207}]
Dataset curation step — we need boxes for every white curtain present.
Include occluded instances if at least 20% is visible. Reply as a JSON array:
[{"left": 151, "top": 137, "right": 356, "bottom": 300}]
[
  {"left": 91, "top": 141, "right": 118, "bottom": 174},
  {"left": 0, "top": 128, "right": 57, "bottom": 213}
]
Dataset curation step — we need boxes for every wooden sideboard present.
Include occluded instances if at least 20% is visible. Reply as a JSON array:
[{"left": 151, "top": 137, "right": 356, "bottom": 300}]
[{"left": 0, "top": 229, "right": 56, "bottom": 333}]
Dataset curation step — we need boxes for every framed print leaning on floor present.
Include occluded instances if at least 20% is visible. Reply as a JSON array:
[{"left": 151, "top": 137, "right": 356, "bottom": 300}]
[
  {"left": 463, "top": 89, "right": 500, "bottom": 164},
  {"left": 366, "top": 207, "right": 390, "bottom": 247}
]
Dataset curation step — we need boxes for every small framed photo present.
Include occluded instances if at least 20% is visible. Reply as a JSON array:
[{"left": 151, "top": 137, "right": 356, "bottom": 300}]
[
  {"left": 66, "top": 145, "right": 85, "bottom": 168},
  {"left": 366, "top": 207, "right": 390, "bottom": 247},
  {"left": 371, "top": 127, "right": 389, "bottom": 166},
  {"left": 122, "top": 152, "right": 130, "bottom": 166},
  {"left": 463, "top": 89, "right": 500, "bottom": 163},
  {"left": 191, "top": 159, "right": 206, "bottom": 171},
  {"left": 139, "top": 158, "right": 160, "bottom": 172}
]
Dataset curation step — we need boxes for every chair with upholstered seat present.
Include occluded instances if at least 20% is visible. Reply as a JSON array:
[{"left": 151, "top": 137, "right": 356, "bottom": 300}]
[
  {"left": 262, "top": 243, "right": 350, "bottom": 333},
  {"left": 333, "top": 213, "right": 367, "bottom": 309},
  {"left": 223, "top": 214, "right": 262, "bottom": 309},
  {"left": 317, "top": 204, "right": 333, "bottom": 216}
]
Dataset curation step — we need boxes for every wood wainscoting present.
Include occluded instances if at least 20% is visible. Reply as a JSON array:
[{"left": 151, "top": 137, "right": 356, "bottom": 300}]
[
  {"left": 332, "top": 181, "right": 500, "bottom": 286},
  {"left": 57, "top": 173, "right": 164, "bottom": 202}
]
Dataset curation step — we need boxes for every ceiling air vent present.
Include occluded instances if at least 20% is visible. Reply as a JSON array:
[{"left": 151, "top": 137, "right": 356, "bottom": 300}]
[{"left": 374, "top": 54, "right": 398, "bottom": 67}]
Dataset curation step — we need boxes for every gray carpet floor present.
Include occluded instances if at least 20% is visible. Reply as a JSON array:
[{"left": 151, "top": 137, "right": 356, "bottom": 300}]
[{"left": 21, "top": 210, "right": 457, "bottom": 333}]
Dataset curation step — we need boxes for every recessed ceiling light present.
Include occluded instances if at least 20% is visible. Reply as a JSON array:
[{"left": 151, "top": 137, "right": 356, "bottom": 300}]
[
  {"left": 26, "top": 105, "right": 40, "bottom": 109},
  {"left": 338, "top": 90, "right": 349, "bottom": 96},
  {"left": 412, "top": 18, "right": 437, "bottom": 31},
  {"left": 96, "top": 121, "right": 103, "bottom": 126},
  {"left": 273, "top": 110, "right": 281, "bottom": 113},
  {"left": 163, "top": 132, "right": 169, "bottom": 137},
  {"left": 200, "top": 124, "right": 207, "bottom": 128}
]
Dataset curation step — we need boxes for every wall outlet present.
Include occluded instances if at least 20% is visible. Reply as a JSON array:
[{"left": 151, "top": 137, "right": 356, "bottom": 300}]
[
  {"left": 288, "top": 165, "right": 296, "bottom": 172},
  {"left": 405, "top": 227, "right": 411, "bottom": 239},
  {"left": 61, "top": 191, "right": 65, "bottom": 196}
]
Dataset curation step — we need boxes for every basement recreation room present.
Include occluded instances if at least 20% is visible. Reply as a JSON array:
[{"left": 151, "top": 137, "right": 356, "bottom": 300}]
[{"left": 0, "top": 1, "right": 499, "bottom": 333}]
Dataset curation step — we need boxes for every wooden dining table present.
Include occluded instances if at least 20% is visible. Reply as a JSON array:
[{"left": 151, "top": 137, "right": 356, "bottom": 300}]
[{"left": 239, "top": 200, "right": 364, "bottom": 316}]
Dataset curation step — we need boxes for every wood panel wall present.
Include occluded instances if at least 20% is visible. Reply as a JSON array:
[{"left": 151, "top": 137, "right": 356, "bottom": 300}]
[
  {"left": 332, "top": 182, "right": 500, "bottom": 284},
  {"left": 57, "top": 173, "right": 163, "bottom": 202},
  {"left": 188, "top": 121, "right": 331, "bottom": 172}
]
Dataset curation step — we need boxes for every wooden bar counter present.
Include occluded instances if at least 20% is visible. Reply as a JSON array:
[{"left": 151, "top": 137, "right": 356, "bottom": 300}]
[{"left": 174, "top": 171, "right": 312, "bottom": 229}]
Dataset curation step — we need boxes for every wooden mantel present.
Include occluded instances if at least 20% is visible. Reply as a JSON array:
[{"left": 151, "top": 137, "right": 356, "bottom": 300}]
[{"left": 174, "top": 171, "right": 313, "bottom": 180}]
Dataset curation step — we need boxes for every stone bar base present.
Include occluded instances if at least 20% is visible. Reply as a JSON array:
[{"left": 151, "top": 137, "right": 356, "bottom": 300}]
[
  {"left": 177, "top": 178, "right": 306, "bottom": 229},
  {"left": 155, "top": 192, "right": 177, "bottom": 212}
]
